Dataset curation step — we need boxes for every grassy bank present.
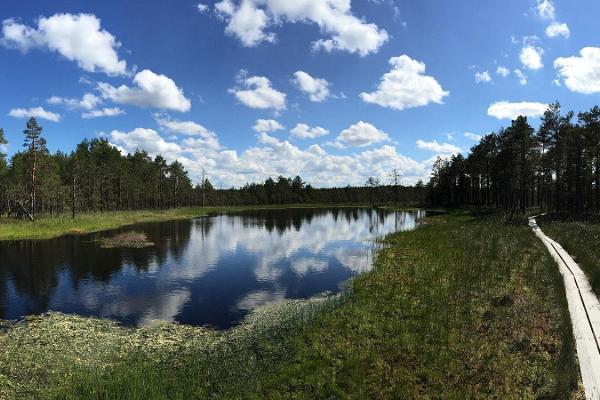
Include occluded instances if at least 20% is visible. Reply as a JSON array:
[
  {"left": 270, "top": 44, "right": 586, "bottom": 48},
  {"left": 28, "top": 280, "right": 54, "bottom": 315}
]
[
  {"left": 0, "top": 212, "right": 581, "bottom": 399},
  {"left": 538, "top": 215, "right": 600, "bottom": 297},
  {"left": 0, "top": 204, "right": 396, "bottom": 241}
]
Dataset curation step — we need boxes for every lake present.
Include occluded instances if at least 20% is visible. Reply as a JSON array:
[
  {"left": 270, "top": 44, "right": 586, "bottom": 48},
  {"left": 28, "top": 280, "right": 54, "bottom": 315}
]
[{"left": 0, "top": 208, "right": 424, "bottom": 328}]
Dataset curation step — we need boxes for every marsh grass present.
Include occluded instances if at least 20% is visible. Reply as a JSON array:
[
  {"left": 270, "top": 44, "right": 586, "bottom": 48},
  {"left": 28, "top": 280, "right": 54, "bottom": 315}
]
[
  {"left": 0, "top": 212, "right": 581, "bottom": 399},
  {"left": 538, "top": 214, "right": 600, "bottom": 298},
  {"left": 0, "top": 294, "right": 346, "bottom": 400}
]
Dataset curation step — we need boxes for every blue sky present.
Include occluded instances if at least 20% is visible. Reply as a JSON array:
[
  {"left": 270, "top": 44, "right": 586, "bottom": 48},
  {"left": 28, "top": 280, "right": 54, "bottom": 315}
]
[{"left": 1, "top": 0, "right": 599, "bottom": 187}]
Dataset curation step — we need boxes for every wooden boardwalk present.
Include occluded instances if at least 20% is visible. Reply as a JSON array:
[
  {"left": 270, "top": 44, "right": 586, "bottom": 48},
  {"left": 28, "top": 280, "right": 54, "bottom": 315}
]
[{"left": 530, "top": 217, "right": 600, "bottom": 399}]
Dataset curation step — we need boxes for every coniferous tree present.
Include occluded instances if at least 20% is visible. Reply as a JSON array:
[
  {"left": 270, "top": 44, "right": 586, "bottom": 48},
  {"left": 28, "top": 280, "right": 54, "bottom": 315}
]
[{"left": 23, "top": 117, "right": 46, "bottom": 219}]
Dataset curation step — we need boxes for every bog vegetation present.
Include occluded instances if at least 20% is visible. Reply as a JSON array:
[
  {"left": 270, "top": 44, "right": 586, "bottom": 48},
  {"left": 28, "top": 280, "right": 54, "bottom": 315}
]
[{"left": 0, "top": 213, "right": 580, "bottom": 399}]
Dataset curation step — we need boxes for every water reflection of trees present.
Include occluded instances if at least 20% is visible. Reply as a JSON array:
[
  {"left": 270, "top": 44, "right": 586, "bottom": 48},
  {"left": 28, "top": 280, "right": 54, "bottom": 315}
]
[
  {"left": 0, "top": 208, "right": 418, "bottom": 323},
  {"left": 236, "top": 208, "right": 365, "bottom": 235},
  {"left": 0, "top": 219, "right": 194, "bottom": 317}
]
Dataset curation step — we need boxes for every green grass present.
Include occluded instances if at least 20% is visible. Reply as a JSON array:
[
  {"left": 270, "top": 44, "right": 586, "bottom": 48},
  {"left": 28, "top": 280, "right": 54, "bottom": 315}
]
[
  {"left": 0, "top": 204, "right": 388, "bottom": 241},
  {"left": 0, "top": 212, "right": 581, "bottom": 399},
  {"left": 538, "top": 215, "right": 600, "bottom": 297}
]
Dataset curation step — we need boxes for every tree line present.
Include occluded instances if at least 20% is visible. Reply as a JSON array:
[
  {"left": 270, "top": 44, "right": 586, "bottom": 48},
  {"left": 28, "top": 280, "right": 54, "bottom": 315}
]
[
  {"left": 427, "top": 103, "right": 600, "bottom": 215},
  {"left": 0, "top": 118, "right": 424, "bottom": 220}
]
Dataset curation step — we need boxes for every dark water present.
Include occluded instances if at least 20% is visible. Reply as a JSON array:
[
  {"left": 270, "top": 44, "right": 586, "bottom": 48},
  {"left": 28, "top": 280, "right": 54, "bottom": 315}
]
[{"left": 0, "top": 208, "right": 424, "bottom": 329}]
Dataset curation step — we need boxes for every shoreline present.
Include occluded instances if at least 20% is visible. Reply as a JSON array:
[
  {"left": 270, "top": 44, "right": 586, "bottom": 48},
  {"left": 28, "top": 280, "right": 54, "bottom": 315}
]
[{"left": 0, "top": 204, "right": 427, "bottom": 241}]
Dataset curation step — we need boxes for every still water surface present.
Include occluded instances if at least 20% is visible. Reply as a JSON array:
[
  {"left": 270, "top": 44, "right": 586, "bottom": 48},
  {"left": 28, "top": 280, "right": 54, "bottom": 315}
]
[{"left": 0, "top": 208, "right": 424, "bottom": 328}]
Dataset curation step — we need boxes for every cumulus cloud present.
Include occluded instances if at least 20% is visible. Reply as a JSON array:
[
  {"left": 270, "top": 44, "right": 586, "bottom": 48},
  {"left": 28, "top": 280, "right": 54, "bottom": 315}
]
[
  {"left": 214, "top": 0, "right": 388, "bottom": 56},
  {"left": 155, "top": 115, "right": 220, "bottom": 149},
  {"left": 546, "top": 22, "right": 570, "bottom": 38},
  {"left": 416, "top": 140, "right": 460, "bottom": 155},
  {"left": 554, "top": 47, "right": 600, "bottom": 94},
  {"left": 47, "top": 93, "right": 102, "bottom": 110},
  {"left": 110, "top": 128, "right": 183, "bottom": 159},
  {"left": 496, "top": 66, "right": 510, "bottom": 77},
  {"left": 82, "top": 107, "right": 124, "bottom": 119},
  {"left": 8, "top": 107, "right": 61, "bottom": 122},
  {"left": 520, "top": 46, "right": 544, "bottom": 70},
  {"left": 534, "top": 0, "right": 570, "bottom": 41},
  {"left": 293, "top": 71, "right": 330, "bottom": 102},
  {"left": 360, "top": 55, "right": 449, "bottom": 110},
  {"left": 197, "top": 3, "right": 209, "bottom": 13},
  {"left": 487, "top": 101, "right": 548, "bottom": 120},
  {"left": 229, "top": 73, "right": 286, "bottom": 110},
  {"left": 290, "top": 123, "right": 329, "bottom": 139},
  {"left": 215, "top": 0, "right": 274, "bottom": 46},
  {"left": 253, "top": 119, "right": 284, "bottom": 133},
  {"left": 1, "top": 13, "right": 127, "bottom": 76},
  {"left": 475, "top": 71, "right": 492, "bottom": 83},
  {"left": 108, "top": 123, "right": 436, "bottom": 188},
  {"left": 329, "top": 121, "right": 389, "bottom": 148},
  {"left": 98, "top": 69, "right": 191, "bottom": 112}
]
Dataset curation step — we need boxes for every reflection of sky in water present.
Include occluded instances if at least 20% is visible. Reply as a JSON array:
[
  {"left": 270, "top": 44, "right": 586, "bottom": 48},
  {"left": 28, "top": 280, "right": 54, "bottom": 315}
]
[{"left": 0, "top": 209, "right": 424, "bottom": 328}]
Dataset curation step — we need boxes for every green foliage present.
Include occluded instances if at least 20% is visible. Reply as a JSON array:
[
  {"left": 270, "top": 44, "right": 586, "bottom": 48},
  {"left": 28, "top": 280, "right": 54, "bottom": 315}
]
[{"left": 428, "top": 103, "right": 600, "bottom": 215}]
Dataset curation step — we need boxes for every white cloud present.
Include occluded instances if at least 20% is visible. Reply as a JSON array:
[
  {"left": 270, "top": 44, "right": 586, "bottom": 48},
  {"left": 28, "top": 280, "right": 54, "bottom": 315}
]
[
  {"left": 293, "top": 71, "right": 330, "bottom": 102},
  {"left": 360, "top": 55, "right": 449, "bottom": 110},
  {"left": 290, "top": 123, "right": 329, "bottom": 139},
  {"left": 464, "top": 132, "right": 482, "bottom": 141},
  {"left": 520, "top": 46, "right": 544, "bottom": 70},
  {"left": 546, "top": 22, "right": 570, "bottom": 38},
  {"left": 215, "top": 0, "right": 274, "bottom": 47},
  {"left": 416, "top": 140, "right": 460, "bottom": 155},
  {"left": 1, "top": 13, "right": 127, "bottom": 76},
  {"left": 108, "top": 124, "right": 435, "bottom": 188},
  {"left": 514, "top": 69, "right": 528, "bottom": 85},
  {"left": 475, "top": 71, "right": 492, "bottom": 83},
  {"left": 496, "top": 66, "right": 510, "bottom": 77},
  {"left": 47, "top": 93, "right": 101, "bottom": 110},
  {"left": 229, "top": 74, "right": 286, "bottom": 110},
  {"left": 155, "top": 115, "right": 220, "bottom": 149},
  {"left": 197, "top": 3, "right": 209, "bottom": 13},
  {"left": 330, "top": 121, "right": 389, "bottom": 148},
  {"left": 536, "top": 0, "right": 555, "bottom": 20},
  {"left": 82, "top": 107, "right": 124, "bottom": 119},
  {"left": 98, "top": 69, "right": 191, "bottom": 112},
  {"left": 487, "top": 101, "right": 548, "bottom": 120},
  {"left": 253, "top": 119, "right": 284, "bottom": 133},
  {"left": 8, "top": 107, "right": 61, "bottom": 122},
  {"left": 110, "top": 128, "right": 183, "bottom": 159},
  {"left": 554, "top": 47, "right": 600, "bottom": 94},
  {"left": 214, "top": 0, "right": 388, "bottom": 56}
]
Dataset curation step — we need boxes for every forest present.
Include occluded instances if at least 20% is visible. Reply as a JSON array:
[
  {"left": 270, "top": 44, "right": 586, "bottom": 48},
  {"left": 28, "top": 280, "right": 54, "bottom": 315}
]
[
  {"left": 3, "top": 102, "right": 598, "bottom": 219},
  {"left": 0, "top": 118, "right": 424, "bottom": 220},
  {"left": 427, "top": 103, "right": 600, "bottom": 215}
]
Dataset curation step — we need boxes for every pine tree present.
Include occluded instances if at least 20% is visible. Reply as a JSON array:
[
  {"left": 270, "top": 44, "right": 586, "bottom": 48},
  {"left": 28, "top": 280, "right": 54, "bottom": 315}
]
[{"left": 23, "top": 117, "right": 46, "bottom": 219}]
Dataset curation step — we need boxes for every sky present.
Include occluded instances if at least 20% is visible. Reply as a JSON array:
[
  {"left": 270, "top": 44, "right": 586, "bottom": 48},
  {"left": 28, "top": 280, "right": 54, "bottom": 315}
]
[{"left": 1, "top": 0, "right": 599, "bottom": 188}]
